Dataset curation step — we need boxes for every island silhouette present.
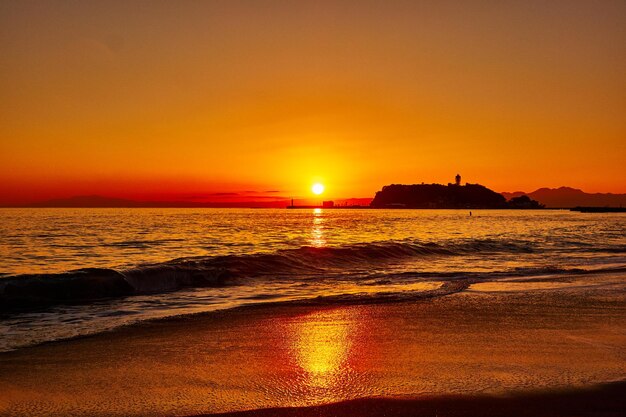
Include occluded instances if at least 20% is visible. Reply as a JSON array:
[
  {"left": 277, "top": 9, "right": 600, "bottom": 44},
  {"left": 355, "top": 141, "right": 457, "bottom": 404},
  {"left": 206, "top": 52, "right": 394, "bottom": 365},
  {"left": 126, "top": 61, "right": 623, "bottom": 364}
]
[{"left": 370, "top": 175, "right": 543, "bottom": 209}]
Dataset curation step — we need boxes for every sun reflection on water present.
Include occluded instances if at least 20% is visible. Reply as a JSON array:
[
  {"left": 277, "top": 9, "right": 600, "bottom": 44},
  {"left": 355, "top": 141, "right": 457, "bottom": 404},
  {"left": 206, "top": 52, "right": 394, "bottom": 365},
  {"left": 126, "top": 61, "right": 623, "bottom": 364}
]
[{"left": 309, "top": 208, "right": 326, "bottom": 247}]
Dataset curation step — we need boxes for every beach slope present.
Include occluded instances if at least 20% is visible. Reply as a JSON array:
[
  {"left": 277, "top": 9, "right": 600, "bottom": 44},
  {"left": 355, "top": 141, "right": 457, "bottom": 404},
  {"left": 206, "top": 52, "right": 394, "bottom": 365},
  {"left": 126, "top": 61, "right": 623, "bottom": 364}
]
[{"left": 1, "top": 272, "right": 625, "bottom": 416}]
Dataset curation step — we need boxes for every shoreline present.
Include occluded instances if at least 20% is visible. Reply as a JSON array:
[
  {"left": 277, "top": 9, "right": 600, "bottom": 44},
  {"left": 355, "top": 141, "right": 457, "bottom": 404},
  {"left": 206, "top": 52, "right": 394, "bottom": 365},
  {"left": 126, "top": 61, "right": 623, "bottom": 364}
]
[
  {"left": 2, "top": 267, "right": 624, "bottom": 353},
  {"left": 1, "top": 275, "right": 625, "bottom": 416}
]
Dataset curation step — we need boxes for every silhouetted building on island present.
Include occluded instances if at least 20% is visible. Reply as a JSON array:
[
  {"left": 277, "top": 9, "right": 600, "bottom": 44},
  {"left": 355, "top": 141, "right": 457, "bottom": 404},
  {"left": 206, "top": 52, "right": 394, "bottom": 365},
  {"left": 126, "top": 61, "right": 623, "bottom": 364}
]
[
  {"left": 322, "top": 201, "right": 334, "bottom": 208},
  {"left": 455, "top": 174, "right": 461, "bottom": 186}
]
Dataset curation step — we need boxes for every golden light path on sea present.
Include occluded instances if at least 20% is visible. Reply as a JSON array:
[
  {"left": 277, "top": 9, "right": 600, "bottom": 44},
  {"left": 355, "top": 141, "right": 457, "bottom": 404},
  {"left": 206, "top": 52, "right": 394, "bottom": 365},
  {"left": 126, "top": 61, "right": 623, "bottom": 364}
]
[{"left": 309, "top": 208, "right": 326, "bottom": 247}]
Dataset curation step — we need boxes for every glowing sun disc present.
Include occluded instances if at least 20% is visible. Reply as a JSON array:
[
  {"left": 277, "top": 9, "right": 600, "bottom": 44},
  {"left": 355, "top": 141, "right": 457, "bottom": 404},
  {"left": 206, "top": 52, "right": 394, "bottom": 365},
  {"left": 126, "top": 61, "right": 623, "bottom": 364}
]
[{"left": 312, "top": 183, "right": 325, "bottom": 195}]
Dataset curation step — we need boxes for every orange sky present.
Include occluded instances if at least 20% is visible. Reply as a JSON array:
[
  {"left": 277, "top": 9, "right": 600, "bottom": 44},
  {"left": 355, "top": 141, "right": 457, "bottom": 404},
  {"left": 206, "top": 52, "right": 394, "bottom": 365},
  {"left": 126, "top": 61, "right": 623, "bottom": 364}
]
[{"left": 1, "top": 1, "right": 625, "bottom": 204}]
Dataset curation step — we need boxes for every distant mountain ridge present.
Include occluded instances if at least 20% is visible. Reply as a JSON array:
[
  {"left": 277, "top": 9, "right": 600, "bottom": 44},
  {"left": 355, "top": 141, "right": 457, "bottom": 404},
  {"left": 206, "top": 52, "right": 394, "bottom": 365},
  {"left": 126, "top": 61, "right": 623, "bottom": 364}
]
[
  {"left": 9, "top": 195, "right": 289, "bottom": 208},
  {"left": 5, "top": 195, "right": 373, "bottom": 208},
  {"left": 501, "top": 187, "right": 625, "bottom": 208}
]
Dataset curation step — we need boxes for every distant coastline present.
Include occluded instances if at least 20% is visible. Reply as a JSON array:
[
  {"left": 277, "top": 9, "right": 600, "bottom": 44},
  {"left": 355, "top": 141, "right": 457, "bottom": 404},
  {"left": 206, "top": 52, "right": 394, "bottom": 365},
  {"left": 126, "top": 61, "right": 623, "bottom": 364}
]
[
  {"left": 2, "top": 186, "right": 624, "bottom": 209},
  {"left": 571, "top": 206, "right": 626, "bottom": 213},
  {"left": 502, "top": 186, "right": 625, "bottom": 209}
]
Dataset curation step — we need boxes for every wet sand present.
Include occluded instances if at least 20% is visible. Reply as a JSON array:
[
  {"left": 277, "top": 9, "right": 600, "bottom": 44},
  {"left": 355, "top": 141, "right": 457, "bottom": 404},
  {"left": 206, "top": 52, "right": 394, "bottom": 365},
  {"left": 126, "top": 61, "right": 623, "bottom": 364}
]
[
  {"left": 201, "top": 381, "right": 626, "bottom": 417},
  {"left": 1, "top": 272, "right": 625, "bottom": 416}
]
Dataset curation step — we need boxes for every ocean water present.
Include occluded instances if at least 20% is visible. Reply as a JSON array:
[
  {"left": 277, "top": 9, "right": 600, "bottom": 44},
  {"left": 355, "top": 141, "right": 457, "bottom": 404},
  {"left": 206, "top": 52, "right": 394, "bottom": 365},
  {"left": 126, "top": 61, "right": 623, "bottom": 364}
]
[{"left": 1, "top": 208, "right": 624, "bottom": 352}]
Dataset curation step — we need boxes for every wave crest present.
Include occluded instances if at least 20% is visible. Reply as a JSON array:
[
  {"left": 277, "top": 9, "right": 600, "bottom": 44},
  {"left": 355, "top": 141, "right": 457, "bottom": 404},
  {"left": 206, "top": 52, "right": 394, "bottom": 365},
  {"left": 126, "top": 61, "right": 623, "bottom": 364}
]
[{"left": 0, "top": 238, "right": 558, "bottom": 312}]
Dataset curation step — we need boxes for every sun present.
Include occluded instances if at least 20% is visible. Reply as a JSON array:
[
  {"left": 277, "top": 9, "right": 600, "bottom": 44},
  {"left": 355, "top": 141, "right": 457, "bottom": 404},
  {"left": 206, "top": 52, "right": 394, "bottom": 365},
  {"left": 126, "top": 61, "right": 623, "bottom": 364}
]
[{"left": 312, "top": 183, "right": 325, "bottom": 195}]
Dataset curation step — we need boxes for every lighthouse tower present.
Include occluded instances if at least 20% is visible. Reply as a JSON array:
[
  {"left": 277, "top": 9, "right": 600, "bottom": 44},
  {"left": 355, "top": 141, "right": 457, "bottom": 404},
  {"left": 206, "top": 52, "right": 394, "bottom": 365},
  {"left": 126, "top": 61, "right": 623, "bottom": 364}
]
[{"left": 455, "top": 174, "right": 461, "bottom": 186}]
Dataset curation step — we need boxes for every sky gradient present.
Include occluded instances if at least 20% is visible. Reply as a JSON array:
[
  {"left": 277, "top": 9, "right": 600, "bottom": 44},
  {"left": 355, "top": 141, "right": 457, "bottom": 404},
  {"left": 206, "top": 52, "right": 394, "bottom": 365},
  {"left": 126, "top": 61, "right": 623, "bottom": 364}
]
[{"left": 1, "top": 0, "right": 625, "bottom": 204}]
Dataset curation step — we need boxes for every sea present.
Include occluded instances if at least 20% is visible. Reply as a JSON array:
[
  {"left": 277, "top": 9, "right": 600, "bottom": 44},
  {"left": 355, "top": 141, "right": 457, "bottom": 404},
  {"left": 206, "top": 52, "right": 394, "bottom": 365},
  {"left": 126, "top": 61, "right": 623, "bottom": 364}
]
[{"left": 1, "top": 208, "right": 624, "bottom": 352}]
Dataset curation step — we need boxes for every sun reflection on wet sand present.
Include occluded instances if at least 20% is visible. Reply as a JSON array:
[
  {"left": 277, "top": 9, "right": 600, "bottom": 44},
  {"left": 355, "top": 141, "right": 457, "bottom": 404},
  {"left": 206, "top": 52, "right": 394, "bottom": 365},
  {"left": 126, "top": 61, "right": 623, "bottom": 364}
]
[
  {"left": 282, "top": 308, "right": 370, "bottom": 403},
  {"left": 309, "top": 208, "right": 326, "bottom": 247},
  {"left": 293, "top": 312, "right": 350, "bottom": 386}
]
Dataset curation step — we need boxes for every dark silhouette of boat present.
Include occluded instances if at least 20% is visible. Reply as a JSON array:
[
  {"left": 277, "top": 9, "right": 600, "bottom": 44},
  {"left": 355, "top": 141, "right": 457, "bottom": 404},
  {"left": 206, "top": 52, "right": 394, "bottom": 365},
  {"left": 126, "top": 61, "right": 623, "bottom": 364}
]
[{"left": 571, "top": 207, "right": 626, "bottom": 213}]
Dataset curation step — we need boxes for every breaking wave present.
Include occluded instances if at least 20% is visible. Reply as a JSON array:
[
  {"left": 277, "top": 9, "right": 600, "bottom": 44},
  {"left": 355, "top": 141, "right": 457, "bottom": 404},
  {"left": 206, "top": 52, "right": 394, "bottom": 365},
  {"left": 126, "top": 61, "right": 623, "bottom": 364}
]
[{"left": 0, "top": 238, "right": 620, "bottom": 312}]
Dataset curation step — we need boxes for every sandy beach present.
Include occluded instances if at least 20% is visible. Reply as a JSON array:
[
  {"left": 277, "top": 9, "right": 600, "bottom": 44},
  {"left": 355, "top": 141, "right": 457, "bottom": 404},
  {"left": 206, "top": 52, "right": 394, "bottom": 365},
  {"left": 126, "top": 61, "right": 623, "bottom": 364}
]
[{"left": 1, "top": 271, "right": 625, "bottom": 416}]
